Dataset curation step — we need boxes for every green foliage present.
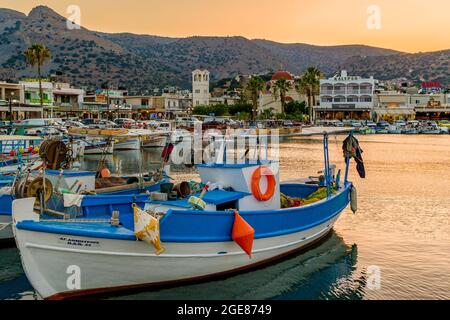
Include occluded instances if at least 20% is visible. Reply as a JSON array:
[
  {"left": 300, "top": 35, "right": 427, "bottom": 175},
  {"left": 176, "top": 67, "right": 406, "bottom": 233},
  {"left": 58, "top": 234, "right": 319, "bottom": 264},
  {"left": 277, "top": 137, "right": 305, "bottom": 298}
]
[
  {"left": 285, "top": 101, "right": 307, "bottom": 114},
  {"left": 193, "top": 104, "right": 229, "bottom": 116},
  {"left": 228, "top": 103, "right": 252, "bottom": 116},
  {"left": 193, "top": 103, "right": 252, "bottom": 117},
  {"left": 258, "top": 108, "right": 275, "bottom": 120},
  {"left": 236, "top": 112, "right": 251, "bottom": 120}
]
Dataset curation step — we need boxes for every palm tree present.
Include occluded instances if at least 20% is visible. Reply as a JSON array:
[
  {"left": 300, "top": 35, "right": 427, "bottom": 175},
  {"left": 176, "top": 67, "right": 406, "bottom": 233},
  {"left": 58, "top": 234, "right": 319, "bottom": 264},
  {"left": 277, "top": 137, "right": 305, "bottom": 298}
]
[
  {"left": 245, "top": 76, "right": 265, "bottom": 120},
  {"left": 259, "top": 107, "right": 275, "bottom": 120},
  {"left": 272, "top": 78, "right": 292, "bottom": 115},
  {"left": 24, "top": 44, "right": 51, "bottom": 109},
  {"left": 296, "top": 67, "right": 322, "bottom": 121}
]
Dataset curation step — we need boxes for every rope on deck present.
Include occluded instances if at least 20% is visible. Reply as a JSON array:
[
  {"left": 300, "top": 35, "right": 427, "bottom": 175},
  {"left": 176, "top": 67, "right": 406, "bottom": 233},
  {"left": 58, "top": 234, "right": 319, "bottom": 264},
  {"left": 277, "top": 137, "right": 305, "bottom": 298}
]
[
  {"left": 40, "top": 219, "right": 113, "bottom": 224},
  {"left": 0, "top": 222, "right": 12, "bottom": 231}
]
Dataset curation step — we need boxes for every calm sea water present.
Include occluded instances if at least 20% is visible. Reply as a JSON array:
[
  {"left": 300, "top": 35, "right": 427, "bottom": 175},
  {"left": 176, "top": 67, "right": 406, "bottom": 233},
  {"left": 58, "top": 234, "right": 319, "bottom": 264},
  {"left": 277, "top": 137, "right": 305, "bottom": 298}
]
[{"left": 1, "top": 135, "right": 449, "bottom": 300}]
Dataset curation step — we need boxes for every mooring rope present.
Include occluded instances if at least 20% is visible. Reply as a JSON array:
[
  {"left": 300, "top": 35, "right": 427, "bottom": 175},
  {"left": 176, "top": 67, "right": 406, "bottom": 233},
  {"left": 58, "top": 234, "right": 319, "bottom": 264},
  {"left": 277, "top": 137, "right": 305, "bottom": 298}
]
[
  {"left": 0, "top": 222, "right": 12, "bottom": 231},
  {"left": 40, "top": 219, "right": 112, "bottom": 224}
]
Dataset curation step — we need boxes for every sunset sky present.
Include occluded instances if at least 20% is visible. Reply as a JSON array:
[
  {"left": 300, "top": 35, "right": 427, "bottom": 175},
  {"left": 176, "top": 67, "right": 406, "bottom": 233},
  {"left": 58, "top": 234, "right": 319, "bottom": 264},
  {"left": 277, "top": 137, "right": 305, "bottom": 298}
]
[{"left": 3, "top": 0, "right": 449, "bottom": 53}]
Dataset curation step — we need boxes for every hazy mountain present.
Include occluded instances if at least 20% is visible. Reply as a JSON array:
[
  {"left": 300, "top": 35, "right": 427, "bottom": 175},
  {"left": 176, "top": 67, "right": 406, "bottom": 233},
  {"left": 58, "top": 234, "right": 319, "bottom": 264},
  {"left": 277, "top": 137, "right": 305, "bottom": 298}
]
[
  {"left": 251, "top": 39, "right": 401, "bottom": 75},
  {"left": 343, "top": 49, "right": 450, "bottom": 84},
  {"left": 0, "top": 5, "right": 448, "bottom": 94}
]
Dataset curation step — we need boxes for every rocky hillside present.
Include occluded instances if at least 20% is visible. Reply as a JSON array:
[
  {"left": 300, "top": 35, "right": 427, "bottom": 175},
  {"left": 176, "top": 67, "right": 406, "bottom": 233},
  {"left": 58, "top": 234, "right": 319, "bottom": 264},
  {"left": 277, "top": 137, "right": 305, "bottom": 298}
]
[
  {"left": 0, "top": 6, "right": 181, "bottom": 93},
  {"left": 0, "top": 5, "right": 448, "bottom": 94},
  {"left": 343, "top": 50, "right": 450, "bottom": 84},
  {"left": 251, "top": 39, "right": 401, "bottom": 75}
]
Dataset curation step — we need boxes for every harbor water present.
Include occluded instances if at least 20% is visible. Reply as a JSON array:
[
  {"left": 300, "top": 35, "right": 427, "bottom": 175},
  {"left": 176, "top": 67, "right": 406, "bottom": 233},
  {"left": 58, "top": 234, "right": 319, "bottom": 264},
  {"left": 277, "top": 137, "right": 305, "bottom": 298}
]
[{"left": 1, "top": 135, "right": 449, "bottom": 300}]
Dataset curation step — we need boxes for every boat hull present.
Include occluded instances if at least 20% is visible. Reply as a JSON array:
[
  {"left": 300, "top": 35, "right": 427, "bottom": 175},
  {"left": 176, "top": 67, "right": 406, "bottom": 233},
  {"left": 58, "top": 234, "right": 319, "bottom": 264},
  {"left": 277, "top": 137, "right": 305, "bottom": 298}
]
[
  {"left": 83, "top": 142, "right": 114, "bottom": 155},
  {"left": 142, "top": 136, "right": 167, "bottom": 148},
  {"left": 114, "top": 138, "right": 140, "bottom": 151},
  {"left": 13, "top": 183, "right": 351, "bottom": 299},
  {"left": 15, "top": 211, "right": 341, "bottom": 300}
]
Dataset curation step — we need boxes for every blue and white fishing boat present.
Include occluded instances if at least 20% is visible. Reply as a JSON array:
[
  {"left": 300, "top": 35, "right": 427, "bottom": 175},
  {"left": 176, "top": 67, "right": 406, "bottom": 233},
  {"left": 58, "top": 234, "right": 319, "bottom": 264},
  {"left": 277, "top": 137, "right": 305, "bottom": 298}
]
[
  {"left": 0, "top": 136, "right": 43, "bottom": 245},
  {"left": 12, "top": 133, "right": 364, "bottom": 299},
  {"left": 1, "top": 137, "right": 169, "bottom": 247}
]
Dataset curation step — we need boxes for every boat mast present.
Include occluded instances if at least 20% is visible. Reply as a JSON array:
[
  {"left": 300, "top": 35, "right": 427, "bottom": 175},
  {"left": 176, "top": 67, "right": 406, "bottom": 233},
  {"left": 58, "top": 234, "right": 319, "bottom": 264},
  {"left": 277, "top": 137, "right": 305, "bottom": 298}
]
[{"left": 323, "top": 132, "right": 331, "bottom": 198}]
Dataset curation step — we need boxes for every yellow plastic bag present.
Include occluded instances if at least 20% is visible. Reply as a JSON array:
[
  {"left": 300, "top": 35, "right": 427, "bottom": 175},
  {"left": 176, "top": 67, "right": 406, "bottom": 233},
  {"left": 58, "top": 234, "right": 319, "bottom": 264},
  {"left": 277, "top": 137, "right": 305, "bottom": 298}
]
[{"left": 133, "top": 204, "right": 165, "bottom": 255}]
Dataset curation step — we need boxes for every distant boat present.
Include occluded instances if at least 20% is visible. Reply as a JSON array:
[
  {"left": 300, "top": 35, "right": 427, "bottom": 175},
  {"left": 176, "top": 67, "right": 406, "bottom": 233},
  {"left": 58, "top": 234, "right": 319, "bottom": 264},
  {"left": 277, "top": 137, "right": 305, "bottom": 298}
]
[
  {"left": 83, "top": 139, "right": 114, "bottom": 155},
  {"left": 141, "top": 135, "right": 168, "bottom": 148},
  {"left": 114, "top": 137, "right": 141, "bottom": 151}
]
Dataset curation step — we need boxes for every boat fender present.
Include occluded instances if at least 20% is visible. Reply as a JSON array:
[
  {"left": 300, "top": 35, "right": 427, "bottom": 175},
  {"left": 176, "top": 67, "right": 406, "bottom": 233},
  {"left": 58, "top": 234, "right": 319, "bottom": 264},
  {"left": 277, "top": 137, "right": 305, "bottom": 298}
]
[
  {"left": 251, "top": 167, "right": 276, "bottom": 202},
  {"left": 232, "top": 211, "right": 255, "bottom": 258},
  {"left": 350, "top": 185, "right": 358, "bottom": 214}
]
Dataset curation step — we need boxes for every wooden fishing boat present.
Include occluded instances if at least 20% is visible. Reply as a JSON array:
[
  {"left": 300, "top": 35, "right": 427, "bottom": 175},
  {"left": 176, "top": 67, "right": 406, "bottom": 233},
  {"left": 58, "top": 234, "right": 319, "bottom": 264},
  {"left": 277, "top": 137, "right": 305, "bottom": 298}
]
[
  {"left": 11, "top": 133, "right": 364, "bottom": 299},
  {"left": 2, "top": 135, "right": 170, "bottom": 247}
]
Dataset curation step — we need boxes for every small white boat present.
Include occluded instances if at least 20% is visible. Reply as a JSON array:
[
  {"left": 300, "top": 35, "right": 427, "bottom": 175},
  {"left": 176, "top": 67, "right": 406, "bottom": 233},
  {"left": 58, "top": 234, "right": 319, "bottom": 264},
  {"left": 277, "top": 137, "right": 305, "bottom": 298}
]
[
  {"left": 142, "top": 135, "right": 168, "bottom": 148},
  {"left": 83, "top": 139, "right": 114, "bottom": 155},
  {"left": 114, "top": 137, "right": 141, "bottom": 151}
]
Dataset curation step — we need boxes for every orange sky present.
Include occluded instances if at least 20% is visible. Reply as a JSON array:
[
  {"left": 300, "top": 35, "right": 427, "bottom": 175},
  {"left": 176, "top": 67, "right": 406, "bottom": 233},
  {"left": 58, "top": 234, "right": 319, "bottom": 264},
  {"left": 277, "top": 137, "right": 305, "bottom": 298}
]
[{"left": 3, "top": 0, "right": 450, "bottom": 53}]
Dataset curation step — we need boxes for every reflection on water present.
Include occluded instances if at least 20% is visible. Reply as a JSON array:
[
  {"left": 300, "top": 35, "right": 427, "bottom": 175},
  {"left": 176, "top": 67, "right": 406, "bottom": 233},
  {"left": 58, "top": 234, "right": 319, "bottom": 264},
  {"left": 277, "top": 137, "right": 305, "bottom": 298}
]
[{"left": 1, "top": 135, "right": 450, "bottom": 300}]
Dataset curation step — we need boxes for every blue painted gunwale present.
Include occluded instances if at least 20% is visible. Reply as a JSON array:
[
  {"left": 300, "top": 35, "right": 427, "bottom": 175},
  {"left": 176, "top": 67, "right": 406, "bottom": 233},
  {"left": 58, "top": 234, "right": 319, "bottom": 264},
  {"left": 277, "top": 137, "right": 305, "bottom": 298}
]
[
  {"left": 196, "top": 160, "right": 276, "bottom": 169},
  {"left": 16, "top": 183, "right": 352, "bottom": 243},
  {"left": 45, "top": 170, "right": 96, "bottom": 177},
  {"left": 0, "top": 194, "right": 14, "bottom": 216},
  {"left": 0, "top": 180, "right": 161, "bottom": 216}
]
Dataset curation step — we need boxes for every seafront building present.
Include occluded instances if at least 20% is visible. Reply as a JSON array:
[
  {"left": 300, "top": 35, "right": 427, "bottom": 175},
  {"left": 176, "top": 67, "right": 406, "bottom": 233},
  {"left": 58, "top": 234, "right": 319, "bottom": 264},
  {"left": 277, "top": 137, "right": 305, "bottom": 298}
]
[
  {"left": 317, "top": 70, "right": 376, "bottom": 120},
  {"left": 316, "top": 71, "right": 450, "bottom": 121},
  {"left": 0, "top": 81, "right": 43, "bottom": 120},
  {"left": 0, "top": 68, "right": 448, "bottom": 122}
]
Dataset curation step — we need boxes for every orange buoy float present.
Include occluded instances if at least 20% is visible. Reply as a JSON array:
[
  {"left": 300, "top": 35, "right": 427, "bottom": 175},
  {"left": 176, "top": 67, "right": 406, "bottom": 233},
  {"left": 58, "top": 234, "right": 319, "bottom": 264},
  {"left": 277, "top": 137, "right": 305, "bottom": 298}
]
[
  {"left": 232, "top": 211, "right": 255, "bottom": 258},
  {"left": 100, "top": 168, "right": 111, "bottom": 178},
  {"left": 251, "top": 166, "right": 276, "bottom": 202}
]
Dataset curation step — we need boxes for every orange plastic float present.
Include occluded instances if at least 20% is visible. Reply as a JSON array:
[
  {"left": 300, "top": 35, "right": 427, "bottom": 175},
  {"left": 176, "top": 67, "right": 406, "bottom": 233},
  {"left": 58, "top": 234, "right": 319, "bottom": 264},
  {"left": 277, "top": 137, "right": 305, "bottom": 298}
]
[
  {"left": 251, "top": 166, "right": 276, "bottom": 202},
  {"left": 100, "top": 168, "right": 111, "bottom": 178},
  {"left": 232, "top": 211, "right": 255, "bottom": 258}
]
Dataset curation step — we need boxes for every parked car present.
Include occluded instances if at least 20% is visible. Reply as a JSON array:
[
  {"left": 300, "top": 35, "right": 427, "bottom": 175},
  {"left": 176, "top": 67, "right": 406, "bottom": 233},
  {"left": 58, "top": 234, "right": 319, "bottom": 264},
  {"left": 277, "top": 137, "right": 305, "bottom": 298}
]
[
  {"left": 114, "top": 118, "right": 136, "bottom": 128},
  {"left": 350, "top": 120, "right": 362, "bottom": 128},
  {"left": 81, "top": 118, "right": 95, "bottom": 126},
  {"left": 377, "top": 121, "right": 390, "bottom": 128},
  {"left": 395, "top": 120, "right": 407, "bottom": 127},
  {"left": 438, "top": 120, "right": 450, "bottom": 128},
  {"left": 17, "top": 118, "right": 65, "bottom": 136},
  {"left": 63, "top": 120, "right": 87, "bottom": 128},
  {"left": 282, "top": 120, "right": 294, "bottom": 128},
  {"left": 90, "top": 120, "right": 119, "bottom": 129}
]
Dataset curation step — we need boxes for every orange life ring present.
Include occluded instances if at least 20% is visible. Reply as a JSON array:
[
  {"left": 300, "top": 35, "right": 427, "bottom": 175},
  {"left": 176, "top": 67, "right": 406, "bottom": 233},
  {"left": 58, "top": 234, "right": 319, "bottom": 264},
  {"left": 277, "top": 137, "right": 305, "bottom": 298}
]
[{"left": 251, "top": 167, "right": 276, "bottom": 202}]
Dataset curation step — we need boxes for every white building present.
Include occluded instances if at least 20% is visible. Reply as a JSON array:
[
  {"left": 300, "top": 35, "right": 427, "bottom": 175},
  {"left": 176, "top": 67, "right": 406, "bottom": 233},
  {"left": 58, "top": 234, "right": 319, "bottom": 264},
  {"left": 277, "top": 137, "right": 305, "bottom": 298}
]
[
  {"left": 53, "top": 83, "right": 84, "bottom": 105},
  {"left": 192, "top": 69, "right": 210, "bottom": 106},
  {"left": 19, "top": 81, "right": 54, "bottom": 107},
  {"left": 317, "top": 70, "right": 376, "bottom": 120}
]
